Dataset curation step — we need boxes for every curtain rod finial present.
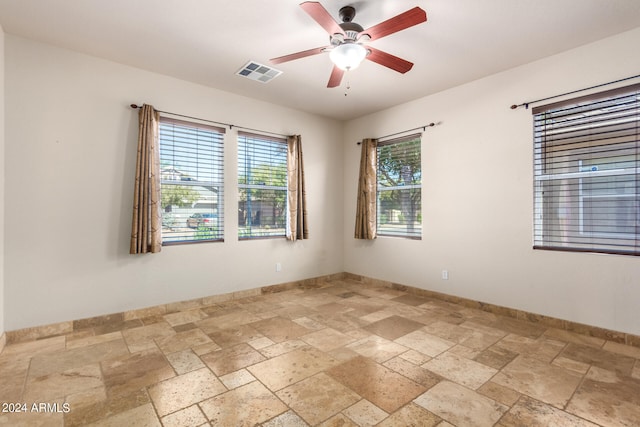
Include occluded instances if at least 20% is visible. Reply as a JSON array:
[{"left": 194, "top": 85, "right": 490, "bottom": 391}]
[
  {"left": 130, "top": 104, "right": 140, "bottom": 109},
  {"left": 510, "top": 104, "right": 518, "bottom": 110}
]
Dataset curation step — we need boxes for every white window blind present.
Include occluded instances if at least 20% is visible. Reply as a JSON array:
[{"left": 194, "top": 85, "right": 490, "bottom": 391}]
[
  {"left": 377, "top": 134, "right": 422, "bottom": 239},
  {"left": 533, "top": 83, "right": 640, "bottom": 255},
  {"left": 238, "top": 131, "right": 287, "bottom": 239},
  {"left": 159, "top": 118, "right": 225, "bottom": 244}
]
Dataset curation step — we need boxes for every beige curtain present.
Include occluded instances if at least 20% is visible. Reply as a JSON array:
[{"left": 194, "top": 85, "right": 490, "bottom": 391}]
[
  {"left": 286, "top": 135, "right": 308, "bottom": 241},
  {"left": 130, "top": 104, "right": 162, "bottom": 254},
  {"left": 354, "top": 138, "right": 377, "bottom": 239}
]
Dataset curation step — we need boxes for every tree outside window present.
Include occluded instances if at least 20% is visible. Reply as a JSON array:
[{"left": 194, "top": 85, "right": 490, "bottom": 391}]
[{"left": 377, "top": 136, "right": 422, "bottom": 239}]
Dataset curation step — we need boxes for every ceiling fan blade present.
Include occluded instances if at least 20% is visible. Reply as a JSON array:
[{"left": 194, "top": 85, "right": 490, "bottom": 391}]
[
  {"left": 366, "top": 47, "right": 414, "bottom": 74},
  {"left": 327, "top": 66, "right": 344, "bottom": 88},
  {"left": 300, "top": 1, "right": 344, "bottom": 35},
  {"left": 270, "top": 46, "right": 327, "bottom": 64},
  {"left": 362, "top": 7, "right": 427, "bottom": 41}
]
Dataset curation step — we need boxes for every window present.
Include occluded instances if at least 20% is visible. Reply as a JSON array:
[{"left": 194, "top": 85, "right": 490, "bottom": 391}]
[
  {"left": 377, "top": 134, "right": 422, "bottom": 238},
  {"left": 159, "top": 118, "right": 224, "bottom": 244},
  {"left": 533, "top": 83, "right": 640, "bottom": 255},
  {"left": 238, "top": 132, "right": 287, "bottom": 239}
]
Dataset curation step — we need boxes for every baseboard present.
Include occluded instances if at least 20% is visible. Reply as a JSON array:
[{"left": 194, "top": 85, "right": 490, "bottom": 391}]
[
  {"left": 4, "top": 271, "right": 639, "bottom": 352},
  {"left": 0, "top": 332, "right": 6, "bottom": 355},
  {"left": 344, "top": 272, "right": 640, "bottom": 348},
  {"left": 4, "top": 272, "right": 346, "bottom": 345}
]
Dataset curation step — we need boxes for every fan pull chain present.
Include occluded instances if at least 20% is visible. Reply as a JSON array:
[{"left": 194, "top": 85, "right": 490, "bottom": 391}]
[{"left": 344, "top": 79, "right": 351, "bottom": 96}]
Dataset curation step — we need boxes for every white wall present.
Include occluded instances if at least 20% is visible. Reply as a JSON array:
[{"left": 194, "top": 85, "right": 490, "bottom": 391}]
[
  {"left": 4, "top": 36, "right": 344, "bottom": 330},
  {"left": 344, "top": 27, "right": 640, "bottom": 336},
  {"left": 5, "top": 27, "right": 640, "bottom": 337},
  {"left": 0, "top": 24, "right": 5, "bottom": 337}
]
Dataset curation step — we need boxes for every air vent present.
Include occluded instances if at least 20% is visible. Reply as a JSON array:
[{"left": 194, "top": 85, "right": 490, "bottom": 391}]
[{"left": 236, "top": 61, "right": 282, "bottom": 83}]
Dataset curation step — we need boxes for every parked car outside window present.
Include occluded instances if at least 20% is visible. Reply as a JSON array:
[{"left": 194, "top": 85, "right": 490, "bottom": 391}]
[{"left": 186, "top": 213, "right": 217, "bottom": 228}]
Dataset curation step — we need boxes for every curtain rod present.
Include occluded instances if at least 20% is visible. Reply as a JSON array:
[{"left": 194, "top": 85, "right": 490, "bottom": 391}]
[
  {"left": 130, "top": 104, "right": 291, "bottom": 138},
  {"left": 509, "top": 73, "right": 640, "bottom": 110},
  {"left": 356, "top": 122, "right": 436, "bottom": 145}
]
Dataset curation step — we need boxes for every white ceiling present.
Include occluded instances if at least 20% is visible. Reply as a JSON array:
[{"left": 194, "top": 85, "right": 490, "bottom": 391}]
[{"left": 1, "top": 0, "right": 640, "bottom": 120}]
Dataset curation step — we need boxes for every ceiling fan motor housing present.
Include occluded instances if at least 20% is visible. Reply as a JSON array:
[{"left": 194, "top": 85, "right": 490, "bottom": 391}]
[{"left": 337, "top": 6, "right": 364, "bottom": 41}]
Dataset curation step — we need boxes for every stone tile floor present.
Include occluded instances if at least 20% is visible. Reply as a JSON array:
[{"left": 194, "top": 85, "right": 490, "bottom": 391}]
[{"left": 1, "top": 279, "right": 639, "bottom": 426}]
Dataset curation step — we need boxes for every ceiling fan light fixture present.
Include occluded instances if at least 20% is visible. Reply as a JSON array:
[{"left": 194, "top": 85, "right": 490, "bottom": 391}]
[{"left": 329, "top": 42, "right": 368, "bottom": 71}]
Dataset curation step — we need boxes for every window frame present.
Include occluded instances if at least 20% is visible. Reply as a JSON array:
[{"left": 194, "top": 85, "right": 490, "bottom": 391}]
[
  {"left": 158, "top": 117, "right": 225, "bottom": 245},
  {"left": 532, "top": 83, "right": 640, "bottom": 256},
  {"left": 237, "top": 131, "right": 288, "bottom": 240},
  {"left": 376, "top": 133, "right": 423, "bottom": 239}
]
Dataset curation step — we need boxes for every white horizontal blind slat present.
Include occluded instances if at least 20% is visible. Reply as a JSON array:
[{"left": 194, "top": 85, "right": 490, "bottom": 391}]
[
  {"left": 159, "top": 118, "right": 224, "bottom": 244},
  {"left": 377, "top": 136, "right": 422, "bottom": 239},
  {"left": 533, "top": 85, "right": 640, "bottom": 255},
  {"left": 238, "top": 133, "right": 287, "bottom": 239}
]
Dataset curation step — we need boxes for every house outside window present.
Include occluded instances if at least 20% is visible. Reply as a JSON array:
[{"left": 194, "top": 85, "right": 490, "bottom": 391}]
[
  {"left": 377, "top": 134, "right": 422, "bottom": 239},
  {"left": 533, "top": 83, "right": 640, "bottom": 255},
  {"left": 159, "top": 118, "right": 224, "bottom": 244},
  {"left": 238, "top": 132, "right": 287, "bottom": 239}
]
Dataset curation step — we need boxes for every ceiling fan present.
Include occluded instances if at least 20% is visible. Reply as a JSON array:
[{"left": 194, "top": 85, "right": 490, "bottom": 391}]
[{"left": 270, "top": 1, "right": 427, "bottom": 88}]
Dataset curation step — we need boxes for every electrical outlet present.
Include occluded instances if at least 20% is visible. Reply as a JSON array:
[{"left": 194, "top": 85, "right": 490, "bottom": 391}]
[
  {"left": 276, "top": 262, "right": 282, "bottom": 272},
  {"left": 441, "top": 270, "right": 449, "bottom": 280}
]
